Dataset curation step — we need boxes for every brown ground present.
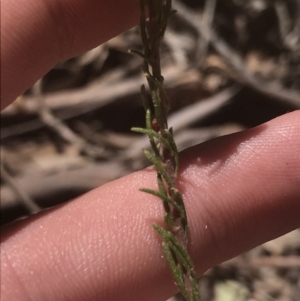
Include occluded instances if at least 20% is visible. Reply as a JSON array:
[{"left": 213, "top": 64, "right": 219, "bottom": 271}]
[{"left": 1, "top": 0, "right": 299, "bottom": 300}]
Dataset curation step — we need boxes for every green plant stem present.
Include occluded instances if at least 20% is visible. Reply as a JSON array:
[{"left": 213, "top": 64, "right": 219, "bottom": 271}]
[{"left": 132, "top": 1, "right": 202, "bottom": 300}]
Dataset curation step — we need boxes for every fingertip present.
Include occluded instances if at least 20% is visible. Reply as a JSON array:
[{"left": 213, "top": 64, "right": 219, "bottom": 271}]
[
  {"left": 179, "top": 111, "right": 300, "bottom": 269},
  {"left": 1, "top": 0, "right": 139, "bottom": 107}
]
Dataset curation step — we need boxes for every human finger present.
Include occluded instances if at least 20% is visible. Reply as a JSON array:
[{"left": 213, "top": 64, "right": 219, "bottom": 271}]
[
  {"left": 1, "top": 0, "right": 139, "bottom": 108},
  {"left": 1, "top": 111, "right": 300, "bottom": 301}
]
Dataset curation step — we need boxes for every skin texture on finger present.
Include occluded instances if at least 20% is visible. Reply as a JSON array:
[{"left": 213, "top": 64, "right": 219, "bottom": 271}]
[
  {"left": 1, "top": 0, "right": 139, "bottom": 108},
  {"left": 179, "top": 110, "right": 300, "bottom": 270},
  {"left": 1, "top": 111, "right": 300, "bottom": 301}
]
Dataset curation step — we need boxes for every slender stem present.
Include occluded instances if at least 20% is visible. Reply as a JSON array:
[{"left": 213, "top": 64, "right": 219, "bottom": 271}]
[{"left": 132, "top": 1, "right": 202, "bottom": 300}]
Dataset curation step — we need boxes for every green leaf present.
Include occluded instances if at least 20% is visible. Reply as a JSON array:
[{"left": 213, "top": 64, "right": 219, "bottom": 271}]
[
  {"left": 131, "top": 127, "right": 174, "bottom": 153},
  {"left": 143, "top": 149, "right": 174, "bottom": 187},
  {"left": 161, "top": 242, "right": 190, "bottom": 300},
  {"left": 140, "top": 188, "right": 182, "bottom": 212}
]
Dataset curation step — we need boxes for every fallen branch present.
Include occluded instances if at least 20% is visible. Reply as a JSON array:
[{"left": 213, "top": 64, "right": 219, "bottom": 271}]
[
  {"left": 1, "top": 67, "right": 201, "bottom": 140},
  {"left": 1, "top": 163, "right": 40, "bottom": 215},
  {"left": 0, "top": 161, "right": 128, "bottom": 226},
  {"left": 196, "top": 0, "right": 217, "bottom": 66},
  {"left": 2, "top": 65, "right": 199, "bottom": 117}
]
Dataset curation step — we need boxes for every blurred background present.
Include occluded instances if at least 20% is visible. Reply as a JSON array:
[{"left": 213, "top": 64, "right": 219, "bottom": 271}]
[{"left": 1, "top": 0, "right": 300, "bottom": 300}]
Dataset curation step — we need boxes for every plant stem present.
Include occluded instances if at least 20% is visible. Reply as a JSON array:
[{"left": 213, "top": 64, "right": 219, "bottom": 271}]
[{"left": 131, "top": 1, "right": 202, "bottom": 300}]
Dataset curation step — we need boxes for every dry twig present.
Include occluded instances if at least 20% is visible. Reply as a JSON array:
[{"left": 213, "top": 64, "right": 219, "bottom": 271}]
[
  {"left": 32, "top": 79, "right": 105, "bottom": 159},
  {"left": 172, "top": 0, "right": 300, "bottom": 108},
  {"left": 1, "top": 162, "right": 40, "bottom": 215},
  {"left": 1, "top": 161, "right": 127, "bottom": 225}
]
